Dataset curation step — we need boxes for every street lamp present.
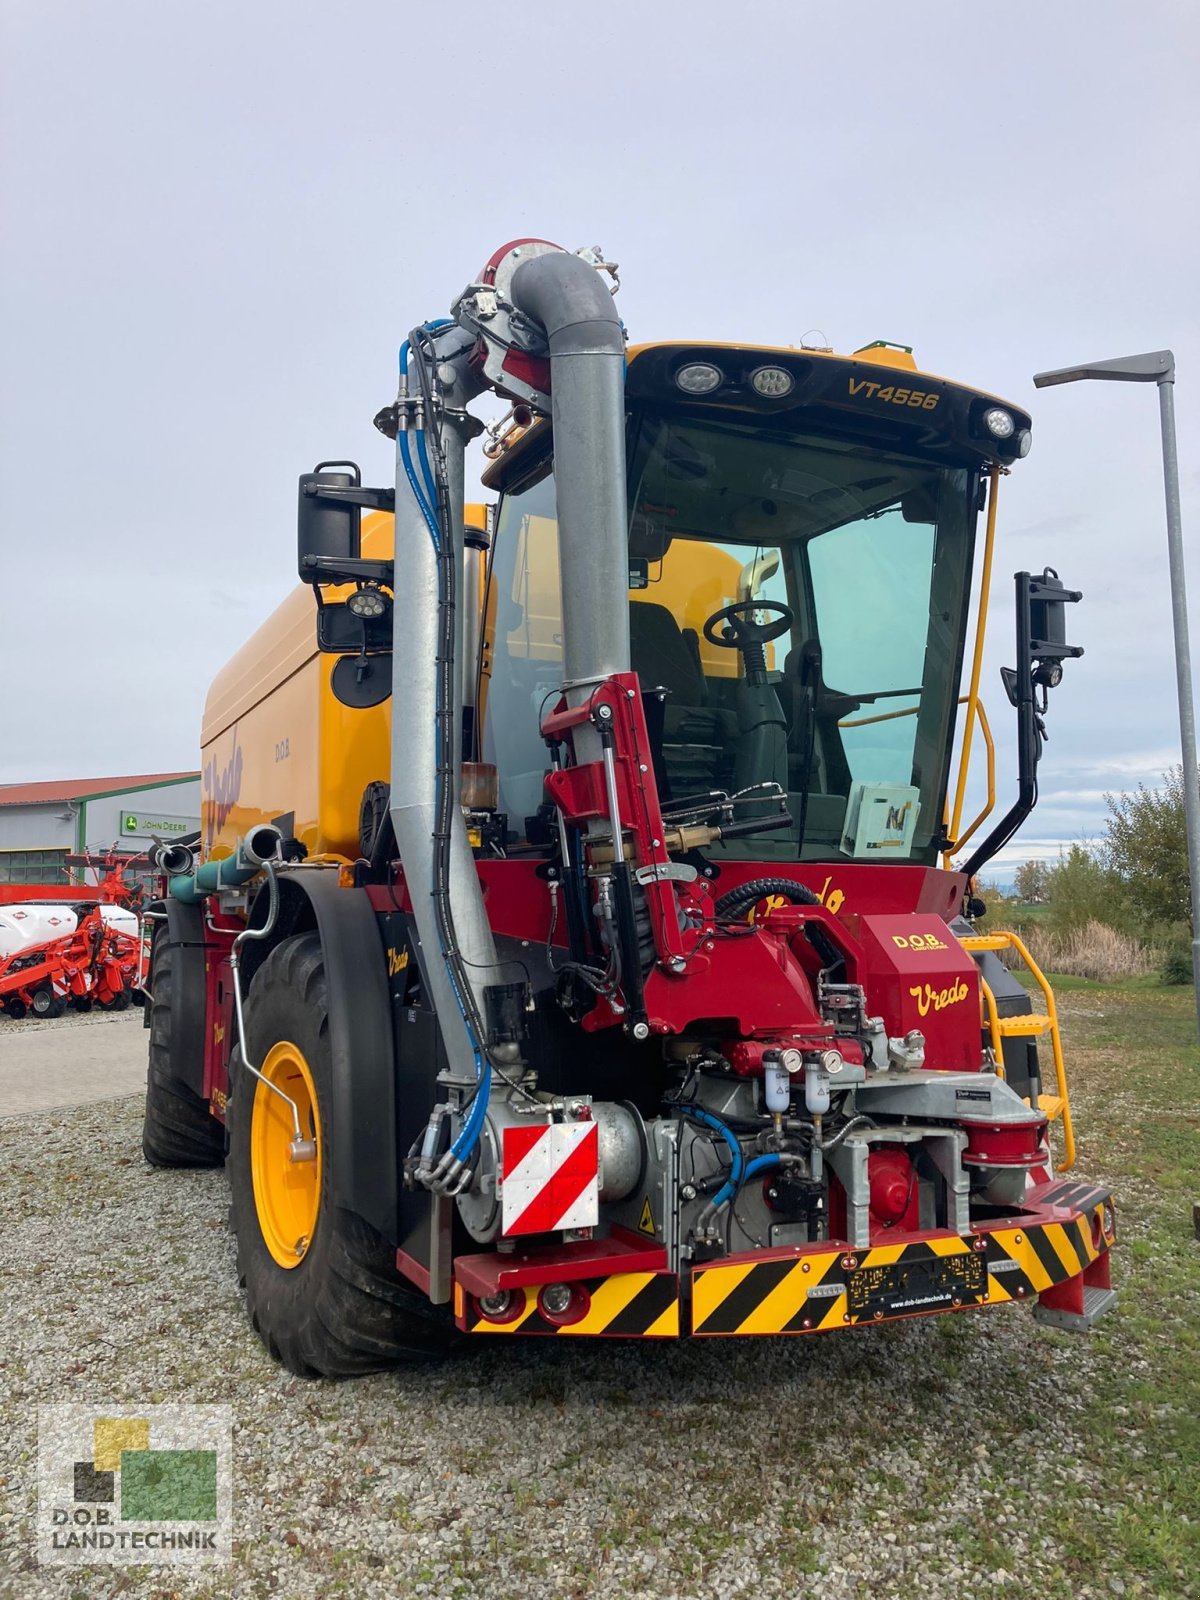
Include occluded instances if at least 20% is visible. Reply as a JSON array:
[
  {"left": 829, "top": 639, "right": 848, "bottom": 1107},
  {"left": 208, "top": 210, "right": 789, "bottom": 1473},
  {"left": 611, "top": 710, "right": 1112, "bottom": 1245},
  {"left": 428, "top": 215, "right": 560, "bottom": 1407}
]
[{"left": 1034, "top": 349, "right": 1200, "bottom": 1036}]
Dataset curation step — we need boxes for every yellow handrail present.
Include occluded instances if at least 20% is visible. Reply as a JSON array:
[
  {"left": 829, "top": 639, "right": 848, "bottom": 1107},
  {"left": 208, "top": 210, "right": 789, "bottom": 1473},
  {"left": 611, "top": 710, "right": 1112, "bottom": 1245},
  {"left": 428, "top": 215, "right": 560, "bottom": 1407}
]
[
  {"left": 977, "top": 973, "right": 1006, "bottom": 1077},
  {"left": 838, "top": 703, "right": 921, "bottom": 730},
  {"left": 960, "top": 929, "right": 1076, "bottom": 1172},
  {"left": 948, "top": 697, "right": 996, "bottom": 856},
  {"left": 948, "top": 465, "right": 1000, "bottom": 848},
  {"left": 836, "top": 691, "right": 996, "bottom": 866}
]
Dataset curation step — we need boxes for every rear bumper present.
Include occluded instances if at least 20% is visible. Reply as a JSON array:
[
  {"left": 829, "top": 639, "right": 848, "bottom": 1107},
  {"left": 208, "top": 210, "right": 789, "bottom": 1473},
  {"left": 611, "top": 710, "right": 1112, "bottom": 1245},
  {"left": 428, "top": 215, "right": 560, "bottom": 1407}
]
[{"left": 453, "top": 1179, "right": 1116, "bottom": 1338}]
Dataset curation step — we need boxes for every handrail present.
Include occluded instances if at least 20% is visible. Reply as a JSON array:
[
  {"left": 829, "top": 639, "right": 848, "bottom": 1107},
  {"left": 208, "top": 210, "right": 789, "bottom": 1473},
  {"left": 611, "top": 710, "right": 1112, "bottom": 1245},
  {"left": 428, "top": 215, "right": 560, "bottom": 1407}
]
[
  {"left": 960, "top": 929, "right": 1076, "bottom": 1172},
  {"left": 836, "top": 691, "right": 996, "bottom": 865},
  {"left": 948, "top": 466, "right": 1000, "bottom": 847},
  {"left": 977, "top": 972, "right": 1006, "bottom": 1076},
  {"left": 948, "top": 697, "right": 996, "bottom": 856},
  {"left": 838, "top": 703, "right": 920, "bottom": 729}
]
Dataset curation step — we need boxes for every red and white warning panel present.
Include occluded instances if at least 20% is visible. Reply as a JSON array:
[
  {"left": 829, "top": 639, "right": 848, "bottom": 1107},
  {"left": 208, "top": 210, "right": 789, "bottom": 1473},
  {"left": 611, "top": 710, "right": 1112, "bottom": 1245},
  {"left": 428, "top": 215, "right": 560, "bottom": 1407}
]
[{"left": 501, "top": 1121, "right": 599, "bottom": 1237}]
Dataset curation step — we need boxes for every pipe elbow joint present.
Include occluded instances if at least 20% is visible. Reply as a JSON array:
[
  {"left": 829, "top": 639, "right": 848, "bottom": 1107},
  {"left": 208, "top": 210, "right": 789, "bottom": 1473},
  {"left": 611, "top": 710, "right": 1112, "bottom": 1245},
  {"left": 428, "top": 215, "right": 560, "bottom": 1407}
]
[{"left": 510, "top": 251, "right": 625, "bottom": 359}]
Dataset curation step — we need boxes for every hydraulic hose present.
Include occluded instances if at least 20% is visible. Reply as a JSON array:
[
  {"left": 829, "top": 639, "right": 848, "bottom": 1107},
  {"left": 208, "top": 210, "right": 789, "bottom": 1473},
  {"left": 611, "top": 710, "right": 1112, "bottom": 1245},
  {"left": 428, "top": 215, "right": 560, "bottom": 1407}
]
[
  {"left": 742, "top": 1153, "right": 783, "bottom": 1184},
  {"left": 713, "top": 877, "right": 821, "bottom": 919},
  {"left": 681, "top": 1105, "right": 744, "bottom": 1192},
  {"left": 820, "top": 1114, "right": 875, "bottom": 1154},
  {"left": 682, "top": 1105, "right": 745, "bottom": 1221},
  {"left": 398, "top": 326, "right": 493, "bottom": 1183}
]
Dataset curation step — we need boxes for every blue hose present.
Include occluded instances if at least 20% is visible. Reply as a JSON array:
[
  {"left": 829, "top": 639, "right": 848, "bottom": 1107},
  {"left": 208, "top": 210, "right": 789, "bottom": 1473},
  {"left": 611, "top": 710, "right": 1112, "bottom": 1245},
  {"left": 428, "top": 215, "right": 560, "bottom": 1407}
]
[
  {"left": 397, "top": 321, "right": 490, "bottom": 1168},
  {"left": 711, "top": 1151, "right": 783, "bottom": 1214},
  {"left": 414, "top": 429, "right": 438, "bottom": 508},
  {"left": 681, "top": 1106, "right": 744, "bottom": 1210}
]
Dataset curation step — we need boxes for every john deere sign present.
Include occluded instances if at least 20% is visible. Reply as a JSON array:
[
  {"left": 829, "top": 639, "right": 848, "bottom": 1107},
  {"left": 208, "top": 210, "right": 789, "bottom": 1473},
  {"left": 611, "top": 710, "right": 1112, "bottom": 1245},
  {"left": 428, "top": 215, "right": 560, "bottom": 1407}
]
[{"left": 120, "top": 812, "right": 199, "bottom": 840}]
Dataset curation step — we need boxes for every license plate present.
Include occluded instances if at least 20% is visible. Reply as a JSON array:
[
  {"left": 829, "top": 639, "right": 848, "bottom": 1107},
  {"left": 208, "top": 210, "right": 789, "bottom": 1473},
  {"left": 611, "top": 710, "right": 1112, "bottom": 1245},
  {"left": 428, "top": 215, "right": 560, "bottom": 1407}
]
[{"left": 847, "top": 1248, "right": 986, "bottom": 1320}]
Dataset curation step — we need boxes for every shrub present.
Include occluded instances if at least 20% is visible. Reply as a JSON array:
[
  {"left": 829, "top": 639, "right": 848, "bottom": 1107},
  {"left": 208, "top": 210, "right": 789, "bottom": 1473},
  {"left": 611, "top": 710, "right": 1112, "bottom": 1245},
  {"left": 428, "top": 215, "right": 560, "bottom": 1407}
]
[
  {"left": 991, "top": 919, "right": 1153, "bottom": 982},
  {"left": 1159, "top": 939, "right": 1193, "bottom": 987}
]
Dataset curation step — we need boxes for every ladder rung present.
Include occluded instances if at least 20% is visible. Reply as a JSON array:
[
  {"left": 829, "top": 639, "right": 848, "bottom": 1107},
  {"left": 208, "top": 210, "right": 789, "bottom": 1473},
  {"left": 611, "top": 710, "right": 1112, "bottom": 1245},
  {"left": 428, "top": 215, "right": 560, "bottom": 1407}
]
[
  {"left": 997, "top": 1012, "right": 1055, "bottom": 1037},
  {"left": 1037, "top": 1093, "right": 1065, "bottom": 1121},
  {"left": 958, "top": 934, "right": 1010, "bottom": 951}
]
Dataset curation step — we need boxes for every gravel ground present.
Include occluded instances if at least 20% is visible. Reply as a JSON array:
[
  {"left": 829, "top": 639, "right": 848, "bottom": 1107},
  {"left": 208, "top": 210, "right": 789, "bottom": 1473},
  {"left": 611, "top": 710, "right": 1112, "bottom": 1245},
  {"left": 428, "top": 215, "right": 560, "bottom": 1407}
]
[
  {"left": 0, "top": 1008, "right": 146, "bottom": 1115},
  {"left": 0, "top": 1005, "right": 1189, "bottom": 1599}
]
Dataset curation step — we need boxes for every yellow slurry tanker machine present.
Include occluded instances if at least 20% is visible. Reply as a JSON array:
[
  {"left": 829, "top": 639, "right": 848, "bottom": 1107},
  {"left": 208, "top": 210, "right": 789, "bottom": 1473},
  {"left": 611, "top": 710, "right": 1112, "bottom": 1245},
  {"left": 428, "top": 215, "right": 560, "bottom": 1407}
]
[{"left": 144, "top": 239, "right": 1115, "bottom": 1374}]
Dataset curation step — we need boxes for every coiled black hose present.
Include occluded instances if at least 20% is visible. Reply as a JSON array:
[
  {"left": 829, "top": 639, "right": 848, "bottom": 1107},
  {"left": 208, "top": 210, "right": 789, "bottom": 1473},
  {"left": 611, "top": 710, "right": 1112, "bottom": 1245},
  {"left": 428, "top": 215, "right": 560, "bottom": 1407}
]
[{"left": 713, "top": 876, "right": 821, "bottom": 919}]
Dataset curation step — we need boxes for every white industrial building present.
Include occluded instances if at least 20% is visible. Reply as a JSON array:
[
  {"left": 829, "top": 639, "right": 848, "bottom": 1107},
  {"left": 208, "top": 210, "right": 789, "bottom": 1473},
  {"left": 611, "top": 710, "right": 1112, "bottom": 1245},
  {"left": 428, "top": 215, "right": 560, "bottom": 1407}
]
[{"left": 0, "top": 772, "right": 200, "bottom": 886}]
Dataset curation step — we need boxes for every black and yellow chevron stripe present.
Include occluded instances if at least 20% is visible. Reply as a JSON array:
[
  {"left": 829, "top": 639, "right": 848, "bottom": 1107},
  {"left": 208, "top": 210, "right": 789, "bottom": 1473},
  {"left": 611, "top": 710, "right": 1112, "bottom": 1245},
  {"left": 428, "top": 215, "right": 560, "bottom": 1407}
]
[
  {"left": 462, "top": 1271, "right": 679, "bottom": 1337},
  {"left": 692, "top": 1197, "right": 1113, "bottom": 1336},
  {"left": 458, "top": 1198, "right": 1113, "bottom": 1339},
  {"left": 985, "top": 1198, "right": 1112, "bottom": 1304}
]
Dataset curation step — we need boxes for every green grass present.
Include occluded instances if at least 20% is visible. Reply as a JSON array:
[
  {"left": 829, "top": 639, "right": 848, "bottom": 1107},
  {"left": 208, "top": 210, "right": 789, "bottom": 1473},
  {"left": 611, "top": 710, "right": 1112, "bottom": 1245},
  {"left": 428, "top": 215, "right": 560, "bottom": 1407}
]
[{"left": 1045, "top": 980, "right": 1200, "bottom": 1593}]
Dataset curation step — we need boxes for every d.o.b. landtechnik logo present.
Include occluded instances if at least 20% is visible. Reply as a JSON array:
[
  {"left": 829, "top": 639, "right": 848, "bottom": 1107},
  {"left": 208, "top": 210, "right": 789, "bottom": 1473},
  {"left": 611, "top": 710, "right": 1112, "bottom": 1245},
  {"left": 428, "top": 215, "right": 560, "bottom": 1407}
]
[{"left": 37, "top": 1405, "right": 232, "bottom": 1566}]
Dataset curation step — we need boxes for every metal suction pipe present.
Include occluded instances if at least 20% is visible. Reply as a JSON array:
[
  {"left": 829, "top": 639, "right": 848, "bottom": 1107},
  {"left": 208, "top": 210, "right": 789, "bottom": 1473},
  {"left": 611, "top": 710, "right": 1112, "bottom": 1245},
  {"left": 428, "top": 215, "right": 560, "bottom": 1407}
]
[
  {"left": 168, "top": 825, "right": 284, "bottom": 904},
  {"left": 509, "top": 249, "right": 629, "bottom": 759}
]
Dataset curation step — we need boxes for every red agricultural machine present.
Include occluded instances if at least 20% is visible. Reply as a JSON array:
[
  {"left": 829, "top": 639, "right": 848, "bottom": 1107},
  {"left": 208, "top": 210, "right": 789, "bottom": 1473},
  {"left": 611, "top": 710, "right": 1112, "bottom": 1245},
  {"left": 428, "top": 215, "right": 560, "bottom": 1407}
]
[
  {"left": 0, "top": 849, "right": 145, "bottom": 1019},
  {"left": 143, "top": 239, "right": 1116, "bottom": 1377}
]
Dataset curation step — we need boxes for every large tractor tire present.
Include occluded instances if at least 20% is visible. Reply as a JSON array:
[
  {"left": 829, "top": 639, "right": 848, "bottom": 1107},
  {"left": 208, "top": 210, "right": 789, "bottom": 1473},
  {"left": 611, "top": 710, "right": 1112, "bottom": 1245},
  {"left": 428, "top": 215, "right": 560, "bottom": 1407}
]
[
  {"left": 227, "top": 932, "right": 453, "bottom": 1377},
  {"left": 142, "top": 929, "right": 225, "bottom": 1168}
]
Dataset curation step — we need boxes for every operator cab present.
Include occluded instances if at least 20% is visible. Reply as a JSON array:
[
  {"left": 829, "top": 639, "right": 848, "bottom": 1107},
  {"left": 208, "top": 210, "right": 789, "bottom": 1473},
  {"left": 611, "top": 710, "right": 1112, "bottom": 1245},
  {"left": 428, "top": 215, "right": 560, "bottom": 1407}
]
[{"left": 481, "top": 342, "right": 1028, "bottom": 868}]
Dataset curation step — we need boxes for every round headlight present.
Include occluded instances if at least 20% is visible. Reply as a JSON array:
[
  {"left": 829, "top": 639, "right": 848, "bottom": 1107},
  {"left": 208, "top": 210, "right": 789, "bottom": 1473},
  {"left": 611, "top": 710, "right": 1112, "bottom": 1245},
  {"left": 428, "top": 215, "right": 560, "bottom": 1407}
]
[
  {"left": 537, "top": 1281, "right": 590, "bottom": 1325},
  {"left": 983, "top": 407, "right": 1016, "bottom": 439},
  {"left": 348, "top": 586, "right": 389, "bottom": 620},
  {"left": 540, "top": 1282, "right": 573, "bottom": 1316},
  {"left": 675, "top": 362, "right": 723, "bottom": 395},
  {"left": 750, "top": 365, "right": 794, "bottom": 398},
  {"left": 1015, "top": 428, "right": 1032, "bottom": 458}
]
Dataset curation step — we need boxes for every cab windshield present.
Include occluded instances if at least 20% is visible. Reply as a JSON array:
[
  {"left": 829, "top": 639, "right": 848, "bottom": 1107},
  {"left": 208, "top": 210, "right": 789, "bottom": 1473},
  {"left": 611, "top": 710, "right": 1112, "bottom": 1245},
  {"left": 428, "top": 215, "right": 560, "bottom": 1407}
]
[{"left": 482, "top": 414, "right": 977, "bottom": 865}]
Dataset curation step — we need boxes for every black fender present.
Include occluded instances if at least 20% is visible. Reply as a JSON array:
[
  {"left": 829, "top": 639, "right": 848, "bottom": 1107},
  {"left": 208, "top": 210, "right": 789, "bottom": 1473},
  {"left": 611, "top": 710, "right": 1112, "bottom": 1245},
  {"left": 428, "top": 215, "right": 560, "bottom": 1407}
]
[
  {"left": 243, "top": 870, "right": 398, "bottom": 1241},
  {"left": 149, "top": 898, "right": 208, "bottom": 1096}
]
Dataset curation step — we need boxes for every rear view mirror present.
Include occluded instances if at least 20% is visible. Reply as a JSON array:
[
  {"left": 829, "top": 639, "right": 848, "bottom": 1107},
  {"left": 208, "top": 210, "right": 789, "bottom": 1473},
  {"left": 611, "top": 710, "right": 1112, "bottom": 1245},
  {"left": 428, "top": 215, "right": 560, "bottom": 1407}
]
[
  {"left": 317, "top": 602, "right": 392, "bottom": 655},
  {"left": 1001, "top": 567, "right": 1083, "bottom": 704},
  {"left": 298, "top": 461, "right": 363, "bottom": 580},
  {"left": 1028, "top": 568, "right": 1083, "bottom": 687}
]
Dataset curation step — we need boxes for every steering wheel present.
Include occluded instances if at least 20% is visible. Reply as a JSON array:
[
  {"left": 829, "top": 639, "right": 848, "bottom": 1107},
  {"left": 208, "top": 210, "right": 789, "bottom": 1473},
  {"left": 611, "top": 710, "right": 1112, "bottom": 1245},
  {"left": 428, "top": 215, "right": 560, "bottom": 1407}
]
[{"left": 703, "top": 600, "right": 794, "bottom": 651}]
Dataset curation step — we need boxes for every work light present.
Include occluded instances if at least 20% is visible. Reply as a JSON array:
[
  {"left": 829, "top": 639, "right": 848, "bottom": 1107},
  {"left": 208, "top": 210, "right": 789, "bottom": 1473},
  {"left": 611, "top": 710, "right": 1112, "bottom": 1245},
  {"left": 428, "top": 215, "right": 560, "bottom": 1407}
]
[
  {"left": 750, "top": 365, "right": 794, "bottom": 398},
  {"left": 983, "top": 407, "right": 1015, "bottom": 439},
  {"left": 348, "top": 586, "right": 389, "bottom": 620},
  {"left": 675, "top": 362, "right": 723, "bottom": 395}
]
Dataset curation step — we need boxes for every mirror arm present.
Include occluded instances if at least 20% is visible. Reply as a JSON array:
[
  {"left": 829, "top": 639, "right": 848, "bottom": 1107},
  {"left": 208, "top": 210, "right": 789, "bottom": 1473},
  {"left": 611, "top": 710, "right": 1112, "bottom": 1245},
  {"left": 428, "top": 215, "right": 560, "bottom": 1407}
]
[
  {"left": 301, "top": 555, "right": 395, "bottom": 588},
  {"left": 302, "top": 483, "right": 396, "bottom": 515}
]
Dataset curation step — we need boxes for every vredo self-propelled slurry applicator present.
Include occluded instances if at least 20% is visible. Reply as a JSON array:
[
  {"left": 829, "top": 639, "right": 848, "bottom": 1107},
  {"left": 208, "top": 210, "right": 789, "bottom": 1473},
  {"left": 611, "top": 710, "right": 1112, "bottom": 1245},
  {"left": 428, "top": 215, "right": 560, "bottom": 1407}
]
[{"left": 143, "top": 239, "right": 1113, "bottom": 1374}]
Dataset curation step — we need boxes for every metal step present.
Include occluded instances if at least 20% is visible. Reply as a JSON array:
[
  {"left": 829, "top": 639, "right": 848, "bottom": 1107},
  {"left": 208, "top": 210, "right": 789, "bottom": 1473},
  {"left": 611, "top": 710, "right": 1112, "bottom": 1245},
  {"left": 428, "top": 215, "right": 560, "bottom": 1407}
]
[
  {"left": 1037, "top": 1093, "right": 1065, "bottom": 1121},
  {"left": 958, "top": 934, "right": 1009, "bottom": 952},
  {"left": 996, "top": 1011, "right": 1055, "bottom": 1037},
  {"left": 1033, "top": 1285, "right": 1117, "bottom": 1332}
]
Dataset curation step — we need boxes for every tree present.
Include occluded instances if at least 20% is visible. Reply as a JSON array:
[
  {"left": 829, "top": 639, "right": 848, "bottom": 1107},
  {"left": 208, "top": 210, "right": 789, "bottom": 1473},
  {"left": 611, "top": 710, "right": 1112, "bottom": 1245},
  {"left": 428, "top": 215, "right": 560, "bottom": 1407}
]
[
  {"left": 1044, "top": 843, "right": 1129, "bottom": 936},
  {"left": 1013, "top": 859, "right": 1051, "bottom": 903},
  {"left": 1103, "top": 766, "right": 1191, "bottom": 928}
]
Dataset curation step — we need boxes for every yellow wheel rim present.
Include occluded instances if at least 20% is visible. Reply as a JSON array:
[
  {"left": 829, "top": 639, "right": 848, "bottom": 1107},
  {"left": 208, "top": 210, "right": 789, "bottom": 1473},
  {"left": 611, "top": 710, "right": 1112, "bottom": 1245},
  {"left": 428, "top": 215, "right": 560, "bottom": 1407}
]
[{"left": 250, "top": 1040, "right": 322, "bottom": 1270}]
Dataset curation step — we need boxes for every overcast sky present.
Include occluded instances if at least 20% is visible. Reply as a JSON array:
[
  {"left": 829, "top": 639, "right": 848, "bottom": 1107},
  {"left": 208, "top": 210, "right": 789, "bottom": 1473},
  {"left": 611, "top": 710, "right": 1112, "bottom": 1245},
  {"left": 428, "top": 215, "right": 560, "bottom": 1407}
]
[{"left": 2, "top": 1, "right": 1197, "bottom": 881}]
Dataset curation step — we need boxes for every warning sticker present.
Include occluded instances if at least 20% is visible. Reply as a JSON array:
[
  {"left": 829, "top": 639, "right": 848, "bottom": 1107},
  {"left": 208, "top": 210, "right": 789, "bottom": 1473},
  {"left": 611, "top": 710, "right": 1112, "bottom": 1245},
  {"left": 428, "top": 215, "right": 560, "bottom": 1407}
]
[
  {"left": 500, "top": 1122, "right": 599, "bottom": 1237},
  {"left": 637, "top": 1196, "right": 656, "bottom": 1236}
]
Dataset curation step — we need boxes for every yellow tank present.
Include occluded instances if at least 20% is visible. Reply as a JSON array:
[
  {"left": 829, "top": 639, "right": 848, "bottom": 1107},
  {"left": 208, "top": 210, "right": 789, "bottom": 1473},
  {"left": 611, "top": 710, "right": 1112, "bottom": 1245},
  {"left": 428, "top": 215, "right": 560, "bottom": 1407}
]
[
  {"left": 200, "top": 499, "right": 753, "bottom": 861},
  {"left": 200, "top": 511, "right": 398, "bottom": 862}
]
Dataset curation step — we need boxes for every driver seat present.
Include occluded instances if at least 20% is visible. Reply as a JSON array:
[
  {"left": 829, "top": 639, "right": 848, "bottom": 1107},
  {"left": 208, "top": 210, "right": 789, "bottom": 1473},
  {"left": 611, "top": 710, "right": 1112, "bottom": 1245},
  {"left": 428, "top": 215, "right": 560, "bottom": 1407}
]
[{"left": 629, "top": 602, "right": 736, "bottom": 789}]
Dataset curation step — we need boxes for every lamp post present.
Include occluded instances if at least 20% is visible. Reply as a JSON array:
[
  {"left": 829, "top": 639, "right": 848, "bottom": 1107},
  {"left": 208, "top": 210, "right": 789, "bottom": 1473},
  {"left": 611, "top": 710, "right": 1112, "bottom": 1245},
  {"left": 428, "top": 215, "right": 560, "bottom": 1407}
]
[{"left": 1034, "top": 350, "right": 1200, "bottom": 1036}]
